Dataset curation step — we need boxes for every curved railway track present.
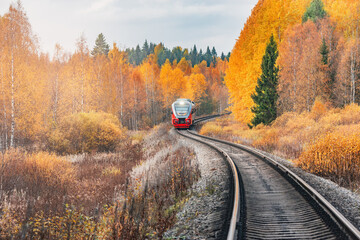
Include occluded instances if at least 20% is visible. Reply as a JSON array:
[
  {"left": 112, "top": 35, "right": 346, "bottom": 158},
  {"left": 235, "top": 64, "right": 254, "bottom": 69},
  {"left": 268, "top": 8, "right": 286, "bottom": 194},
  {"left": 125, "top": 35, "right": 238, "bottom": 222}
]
[{"left": 176, "top": 116, "right": 360, "bottom": 240}]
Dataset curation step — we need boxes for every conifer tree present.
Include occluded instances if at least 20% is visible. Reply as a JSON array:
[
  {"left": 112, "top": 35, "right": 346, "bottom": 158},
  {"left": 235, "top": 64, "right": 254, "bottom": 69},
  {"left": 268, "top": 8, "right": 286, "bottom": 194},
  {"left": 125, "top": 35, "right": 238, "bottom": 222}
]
[
  {"left": 302, "top": 0, "right": 327, "bottom": 23},
  {"left": 211, "top": 47, "right": 217, "bottom": 65},
  {"left": 221, "top": 52, "right": 226, "bottom": 60},
  {"left": 320, "top": 38, "right": 329, "bottom": 65},
  {"left": 142, "top": 39, "right": 150, "bottom": 58},
  {"left": 211, "top": 47, "right": 217, "bottom": 57},
  {"left": 190, "top": 45, "right": 198, "bottom": 66},
  {"left": 226, "top": 52, "right": 230, "bottom": 61},
  {"left": 199, "top": 49, "right": 203, "bottom": 62},
  {"left": 134, "top": 45, "right": 142, "bottom": 65},
  {"left": 205, "top": 47, "right": 212, "bottom": 67},
  {"left": 91, "top": 33, "right": 109, "bottom": 56},
  {"left": 250, "top": 35, "right": 279, "bottom": 127}
]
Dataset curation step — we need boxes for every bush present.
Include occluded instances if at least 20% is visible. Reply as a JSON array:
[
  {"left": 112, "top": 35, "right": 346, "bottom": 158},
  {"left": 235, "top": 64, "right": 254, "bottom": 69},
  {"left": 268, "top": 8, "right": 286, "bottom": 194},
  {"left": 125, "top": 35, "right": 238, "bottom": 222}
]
[
  {"left": 199, "top": 122, "right": 223, "bottom": 137},
  {"left": 48, "top": 112, "right": 126, "bottom": 154},
  {"left": 0, "top": 125, "right": 198, "bottom": 239},
  {"left": 297, "top": 131, "right": 360, "bottom": 188},
  {"left": 0, "top": 149, "right": 75, "bottom": 215}
]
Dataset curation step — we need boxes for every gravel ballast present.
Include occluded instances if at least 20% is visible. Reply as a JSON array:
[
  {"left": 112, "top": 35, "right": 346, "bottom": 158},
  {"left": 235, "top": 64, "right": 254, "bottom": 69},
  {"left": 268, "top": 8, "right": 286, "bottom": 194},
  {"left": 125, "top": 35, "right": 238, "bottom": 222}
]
[
  {"left": 164, "top": 126, "right": 360, "bottom": 238},
  {"left": 164, "top": 129, "right": 231, "bottom": 239},
  {"left": 257, "top": 148, "right": 360, "bottom": 231}
]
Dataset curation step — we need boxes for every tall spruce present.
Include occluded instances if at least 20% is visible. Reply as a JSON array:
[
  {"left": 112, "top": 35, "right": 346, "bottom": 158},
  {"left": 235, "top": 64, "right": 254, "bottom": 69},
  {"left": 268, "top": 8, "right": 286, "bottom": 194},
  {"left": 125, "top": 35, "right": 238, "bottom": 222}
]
[
  {"left": 211, "top": 47, "right": 217, "bottom": 65},
  {"left": 302, "top": 0, "right": 327, "bottom": 23},
  {"left": 190, "top": 45, "right": 199, "bottom": 66},
  {"left": 204, "top": 47, "right": 212, "bottom": 67},
  {"left": 91, "top": 33, "right": 110, "bottom": 56},
  {"left": 250, "top": 35, "right": 279, "bottom": 127},
  {"left": 320, "top": 38, "right": 329, "bottom": 65},
  {"left": 142, "top": 39, "right": 150, "bottom": 58}
]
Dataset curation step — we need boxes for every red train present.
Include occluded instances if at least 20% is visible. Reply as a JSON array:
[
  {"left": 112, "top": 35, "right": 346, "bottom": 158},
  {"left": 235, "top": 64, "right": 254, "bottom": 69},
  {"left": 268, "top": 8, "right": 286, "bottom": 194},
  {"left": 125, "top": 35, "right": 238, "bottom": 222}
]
[{"left": 171, "top": 99, "right": 196, "bottom": 129}]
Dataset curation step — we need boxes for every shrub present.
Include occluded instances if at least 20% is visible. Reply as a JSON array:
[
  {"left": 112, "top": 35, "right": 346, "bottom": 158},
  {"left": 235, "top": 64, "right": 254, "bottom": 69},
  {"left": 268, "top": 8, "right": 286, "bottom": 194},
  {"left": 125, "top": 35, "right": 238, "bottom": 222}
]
[
  {"left": 0, "top": 150, "right": 75, "bottom": 215},
  {"left": 0, "top": 125, "right": 199, "bottom": 239},
  {"left": 199, "top": 122, "right": 223, "bottom": 137},
  {"left": 297, "top": 131, "right": 360, "bottom": 188},
  {"left": 310, "top": 98, "right": 329, "bottom": 120},
  {"left": 253, "top": 128, "right": 279, "bottom": 152},
  {"left": 200, "top": 104, "right": 360, "bottom": 189},
  {"left": 48, "top": 112, "right": 126, "bottom": 154}
]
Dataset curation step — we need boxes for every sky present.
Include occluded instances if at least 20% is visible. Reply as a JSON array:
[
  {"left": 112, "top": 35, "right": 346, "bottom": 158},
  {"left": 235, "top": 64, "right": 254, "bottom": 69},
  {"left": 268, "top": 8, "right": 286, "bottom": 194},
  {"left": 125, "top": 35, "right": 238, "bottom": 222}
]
[{"left": 0, "top": 0, "right": 258, "bottom": 57}]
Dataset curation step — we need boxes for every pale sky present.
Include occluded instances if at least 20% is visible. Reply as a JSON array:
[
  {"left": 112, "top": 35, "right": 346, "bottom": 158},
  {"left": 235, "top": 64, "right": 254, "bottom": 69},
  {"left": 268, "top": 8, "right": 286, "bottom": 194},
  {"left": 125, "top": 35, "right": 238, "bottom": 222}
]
[{"left": 0, "top": 0, "right": 258, "bottom": 56}]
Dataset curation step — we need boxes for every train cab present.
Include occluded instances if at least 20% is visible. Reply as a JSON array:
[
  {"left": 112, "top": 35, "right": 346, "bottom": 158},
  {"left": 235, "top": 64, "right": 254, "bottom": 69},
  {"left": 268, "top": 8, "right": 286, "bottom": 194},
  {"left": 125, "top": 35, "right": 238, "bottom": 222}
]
[{"left": 171, "top": 99, "right": 196, "bottom": 129}]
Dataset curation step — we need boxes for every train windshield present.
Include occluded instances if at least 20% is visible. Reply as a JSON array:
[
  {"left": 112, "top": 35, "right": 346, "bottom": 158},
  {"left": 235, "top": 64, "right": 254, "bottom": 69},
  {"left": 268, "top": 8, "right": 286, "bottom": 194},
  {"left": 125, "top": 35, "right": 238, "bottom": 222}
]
[
  {"left": 175, "top": 106, "right": 190, "bottom": 116},
  {"left": 172, "top": 99, "right": 193, "bottom": 118}
]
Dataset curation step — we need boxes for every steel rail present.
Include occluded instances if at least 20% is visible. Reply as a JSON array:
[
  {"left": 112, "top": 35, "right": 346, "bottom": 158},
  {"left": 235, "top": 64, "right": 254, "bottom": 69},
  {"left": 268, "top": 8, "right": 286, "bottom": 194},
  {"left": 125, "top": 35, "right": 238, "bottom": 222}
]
[
  {"left": 193, "top": 114, "right": 220, "bottom": 124},
  {"left": 187, "top": 129, "right": 360, "bottom": 240},
  {"left": 193, "top": 111, "right": 230, "bottom": 124},
  {"left": 176, "top": 129, "right": 242, "bottom": 240}
]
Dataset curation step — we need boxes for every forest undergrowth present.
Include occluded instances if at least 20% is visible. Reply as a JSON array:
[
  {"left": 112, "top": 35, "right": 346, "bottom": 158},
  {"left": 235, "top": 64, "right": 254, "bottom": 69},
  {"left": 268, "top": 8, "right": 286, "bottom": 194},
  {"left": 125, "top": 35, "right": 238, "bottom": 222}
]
[
  {"left": 200, "top": 101, "right": 360, "bottom": 191},
  {"left": 0, "top": 124, "right": 200, "bottom": 239}
]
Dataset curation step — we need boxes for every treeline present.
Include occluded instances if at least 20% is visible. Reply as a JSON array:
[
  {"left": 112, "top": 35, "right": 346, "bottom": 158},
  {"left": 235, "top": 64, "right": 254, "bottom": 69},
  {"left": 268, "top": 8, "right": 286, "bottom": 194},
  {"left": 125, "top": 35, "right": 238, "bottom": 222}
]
[
  {"left": 126, "top": 40, "right": 230, "bottom": 67},
  {"left": 226, "top": 0, "right": 360, "bottom": 123},
  {"left": 0, "top": 2, "right": 228, "bottom": 150}
]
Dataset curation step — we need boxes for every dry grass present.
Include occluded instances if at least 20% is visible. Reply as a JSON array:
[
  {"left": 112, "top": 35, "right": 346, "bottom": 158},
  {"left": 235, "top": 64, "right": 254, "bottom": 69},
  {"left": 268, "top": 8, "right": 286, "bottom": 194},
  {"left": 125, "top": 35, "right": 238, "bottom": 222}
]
[
  {"left": 0, "top": 125, "right": 199, "bottom": 239},
  {"left": 297, "top": 131, "right": 360, "bottom": 189},
  {"left": 200, "top": 101, "right": 360, "bottom": 189}
]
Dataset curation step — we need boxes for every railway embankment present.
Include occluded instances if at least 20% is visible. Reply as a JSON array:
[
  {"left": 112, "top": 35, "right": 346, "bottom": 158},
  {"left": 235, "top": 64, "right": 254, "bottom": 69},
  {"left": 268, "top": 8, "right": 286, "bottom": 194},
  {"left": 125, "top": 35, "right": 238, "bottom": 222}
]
[
  {"left": 164, "top": 128, "right": 231, "bottom": 239},
  {"left": 198, "top": 114, "right": 360, "bottom": 233}
]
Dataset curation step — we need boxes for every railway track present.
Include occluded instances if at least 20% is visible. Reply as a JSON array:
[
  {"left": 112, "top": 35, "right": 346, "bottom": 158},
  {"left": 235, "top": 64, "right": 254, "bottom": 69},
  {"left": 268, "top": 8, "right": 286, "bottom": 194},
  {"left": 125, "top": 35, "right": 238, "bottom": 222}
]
[
  {"left": 176, "top": 117, "right": 360, "bottom": 240},
  {"left": 193, "top": 111, "right": 230, "bottom": 124}
]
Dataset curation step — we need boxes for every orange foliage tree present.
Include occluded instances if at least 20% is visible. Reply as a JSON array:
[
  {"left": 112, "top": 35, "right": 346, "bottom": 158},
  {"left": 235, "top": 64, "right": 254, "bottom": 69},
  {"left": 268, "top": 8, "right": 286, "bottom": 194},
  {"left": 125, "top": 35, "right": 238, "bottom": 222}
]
[
  {"left": 158, "top": 60, "right": 185, "bottom": 108},
  {"left": 0, "top": 1, "right": 229, "bottom": 149},
  {"left": 226, "top": 0, "right": 360, "bottom": 123},
  {"left": 183, "top": 72, "right": 207, "bottom": 103},
  {"left": 0, "top": 2, "right": 49, "bottom": 148},
  {"left": 225, "top": 0, "right": 311, "bottom": 123},
  {"left": 277, "top": 19, "right": 334, "bottom": 113}
]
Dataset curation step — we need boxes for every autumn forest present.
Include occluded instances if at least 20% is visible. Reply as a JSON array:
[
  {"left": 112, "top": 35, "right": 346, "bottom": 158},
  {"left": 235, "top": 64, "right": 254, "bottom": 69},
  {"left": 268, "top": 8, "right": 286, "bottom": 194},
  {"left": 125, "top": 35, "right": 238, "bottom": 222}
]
[
  {"left": 1, "top": 0, "right": 360, "bottom": 238},
  {"left": 0, "top": 2, "right": 229, "bottom": 152}
]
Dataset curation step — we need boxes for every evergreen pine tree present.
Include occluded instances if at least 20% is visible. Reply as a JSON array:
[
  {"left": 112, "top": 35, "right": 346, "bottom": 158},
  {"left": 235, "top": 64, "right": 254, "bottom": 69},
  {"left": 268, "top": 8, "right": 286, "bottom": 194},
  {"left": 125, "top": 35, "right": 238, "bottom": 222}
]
[
  {"left": 149, "top": 42, "right": 155, "bottom": 53},
  {"left": 320, "top": 38, "right": 329, "bottom": 65},
  {"left": 221, "top": 52, "right": 225, "bottom": 61},
  {"left": 199, "top": 49, "right": 203, "bottom": 63},
  {"left": 142, "top": 39, "right": 150, "bottom": 59},
  {"left": 91, "top": 33, "right": 110, "bottom": 56},
  {"left": 302, "top": 0, "right": 327, "bottom": 23},
  {"left": 211, "top": 47, "right": 217, "bottom": 57},
  {"left": 134, "top": 45, "right": 142, "bottom": 65},
  {"left": 211, "top": 47, "right": 217, "bottom": 66},
  {"left": 205, "top": 47, "right": 212, "bottom": 67},
  {"left": 190, "top": 45, "right": 198, "bottom": 66},
  {"left": 172, "top": 46, "right": 182, "bottom": 63},
  {"left": 250, "top": 35, "right": 279, "bottom": 127}
]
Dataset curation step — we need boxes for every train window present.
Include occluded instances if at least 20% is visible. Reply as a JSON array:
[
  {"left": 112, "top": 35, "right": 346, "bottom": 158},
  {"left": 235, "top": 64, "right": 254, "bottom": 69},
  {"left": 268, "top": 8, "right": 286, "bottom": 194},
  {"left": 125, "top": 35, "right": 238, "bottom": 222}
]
[{"left": 175, "top": 106, "right": 189, "bottom": 116}]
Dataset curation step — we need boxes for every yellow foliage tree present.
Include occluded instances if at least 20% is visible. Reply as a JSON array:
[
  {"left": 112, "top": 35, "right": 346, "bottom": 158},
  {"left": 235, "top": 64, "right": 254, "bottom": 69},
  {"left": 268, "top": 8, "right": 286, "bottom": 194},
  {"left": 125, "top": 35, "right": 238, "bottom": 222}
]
[
  {"left": 225, "top": 0, "right": 312, "bottom": 123},
  {"left": 158, "top": 60, "right": 185, "bottom": 107},
  {"left": 226, "top": 0, "right": 360, "bottom": 124},
  {"left": 183, "top": 73, "right": 207, "bottom": 102}
]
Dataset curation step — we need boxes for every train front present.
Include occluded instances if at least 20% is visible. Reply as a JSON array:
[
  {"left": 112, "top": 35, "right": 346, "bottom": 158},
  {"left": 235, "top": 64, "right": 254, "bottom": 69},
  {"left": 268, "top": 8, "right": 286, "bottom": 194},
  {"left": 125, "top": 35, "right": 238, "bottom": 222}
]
[{"left": 172, "top": 99, "right": 194, "bottom": 129}]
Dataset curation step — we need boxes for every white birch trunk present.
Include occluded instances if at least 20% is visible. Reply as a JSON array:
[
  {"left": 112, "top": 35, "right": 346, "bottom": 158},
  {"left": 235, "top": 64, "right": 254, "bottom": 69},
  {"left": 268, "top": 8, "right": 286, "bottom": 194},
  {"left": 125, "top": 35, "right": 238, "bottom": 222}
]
[
  {"left": 10, "top": 52, "right": 15, "bottom": 148},
  {"left": 1, "top": 64, "right": 8, "bottom": 150}
]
